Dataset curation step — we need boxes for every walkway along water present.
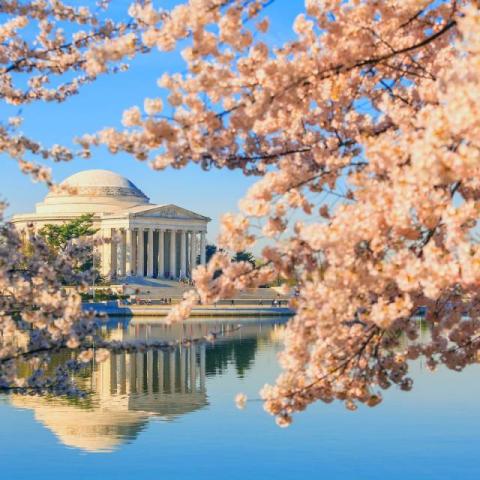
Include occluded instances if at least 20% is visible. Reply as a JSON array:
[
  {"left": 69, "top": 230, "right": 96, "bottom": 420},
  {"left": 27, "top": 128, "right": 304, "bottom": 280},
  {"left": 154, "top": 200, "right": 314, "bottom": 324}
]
[{"left": 83, "top": 301, "right": 294, "bottom": 317}]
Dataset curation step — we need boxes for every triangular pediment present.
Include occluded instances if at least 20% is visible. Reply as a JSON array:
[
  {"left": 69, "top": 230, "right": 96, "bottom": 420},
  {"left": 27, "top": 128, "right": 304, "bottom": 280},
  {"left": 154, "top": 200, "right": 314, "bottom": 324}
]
[{"left": 127, "top": 204, "right": 210, "bottom": 221}]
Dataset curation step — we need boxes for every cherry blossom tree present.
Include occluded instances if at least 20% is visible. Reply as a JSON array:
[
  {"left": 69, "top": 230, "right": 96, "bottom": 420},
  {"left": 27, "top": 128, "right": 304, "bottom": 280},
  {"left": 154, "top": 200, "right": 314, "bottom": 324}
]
[
  {"left": 2, "top": 0, "right": 480, "bottom": 427},
  {"left": 0, "top": 220, "right": 101, "bottom": 394},
  {"left": 0, "top": 0, "right": 147, "bottom": 394},
  {"left": 85, "top": 0, "right": 480, "bottom": 425},
  {"left": 0, "top": 0, "right": 145, "bottom": 183}
]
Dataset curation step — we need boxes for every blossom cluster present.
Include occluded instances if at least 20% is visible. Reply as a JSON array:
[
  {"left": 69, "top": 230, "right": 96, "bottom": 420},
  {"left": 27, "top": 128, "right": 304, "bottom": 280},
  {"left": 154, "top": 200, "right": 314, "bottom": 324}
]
[
  {"left": 0, "top": 213, "right": 101, "bottom": 395},
  {"left": 0, "top": 0, "right": 140, "bottom": 179},
  {"left": 84, "top": 0, "right": 480, "bottom": 424},
  {"left": 3, "top": 0, "right": 480, "bottom": 426}
]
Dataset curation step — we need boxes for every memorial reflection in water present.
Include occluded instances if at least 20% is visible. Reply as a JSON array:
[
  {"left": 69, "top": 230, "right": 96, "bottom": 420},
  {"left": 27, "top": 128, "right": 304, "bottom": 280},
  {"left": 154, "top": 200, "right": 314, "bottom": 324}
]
[{"left": 10, "top": 318, "right": 286, "bottom": 453}]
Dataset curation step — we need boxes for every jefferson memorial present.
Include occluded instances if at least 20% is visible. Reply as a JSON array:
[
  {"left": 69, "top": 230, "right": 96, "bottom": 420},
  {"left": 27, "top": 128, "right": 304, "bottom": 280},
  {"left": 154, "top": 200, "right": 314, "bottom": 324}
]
[{"left": 11, "top": 169, "right": 210, "bottom": 280}]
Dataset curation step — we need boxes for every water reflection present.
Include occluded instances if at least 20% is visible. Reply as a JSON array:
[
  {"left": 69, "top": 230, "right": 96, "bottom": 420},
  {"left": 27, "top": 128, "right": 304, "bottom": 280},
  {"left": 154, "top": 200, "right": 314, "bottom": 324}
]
[{"left": 10, "top": 318, "right": 286, "bottom": 453}]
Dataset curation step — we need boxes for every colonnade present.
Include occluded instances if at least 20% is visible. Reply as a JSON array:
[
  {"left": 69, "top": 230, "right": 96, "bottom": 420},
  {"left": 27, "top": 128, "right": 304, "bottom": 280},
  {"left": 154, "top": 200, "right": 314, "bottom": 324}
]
[
  {"left": 101, "top": 227, "right": 207, "bottom": 279},
  {"left": 103, "top": 343, "right": 207, "bottom": 396}
]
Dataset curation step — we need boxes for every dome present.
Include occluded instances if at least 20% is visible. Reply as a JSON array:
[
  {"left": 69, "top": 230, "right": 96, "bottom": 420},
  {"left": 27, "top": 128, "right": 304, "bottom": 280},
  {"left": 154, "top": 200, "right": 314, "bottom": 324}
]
[
  {"left": 60, "top": 169, "right": 142, "bottom": 190},
  {"left": 11, "top": 395, "right": 149, "bottom": 453},
  {"left": 36, "top": 169, "right": 150, "bottom": 215}
]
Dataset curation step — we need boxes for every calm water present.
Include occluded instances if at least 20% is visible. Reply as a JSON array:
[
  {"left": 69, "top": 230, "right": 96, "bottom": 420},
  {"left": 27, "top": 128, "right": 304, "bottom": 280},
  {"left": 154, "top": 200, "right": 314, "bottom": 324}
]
[{"left": 1, "top": 317, "right": 479, "bottom": 479}]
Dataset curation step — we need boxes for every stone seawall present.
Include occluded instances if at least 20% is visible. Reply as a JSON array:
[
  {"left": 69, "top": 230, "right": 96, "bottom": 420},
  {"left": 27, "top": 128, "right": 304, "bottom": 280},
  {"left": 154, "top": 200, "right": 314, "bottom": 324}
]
[{"left": 83, "top": 301, "right": 294, "bottom": 317}]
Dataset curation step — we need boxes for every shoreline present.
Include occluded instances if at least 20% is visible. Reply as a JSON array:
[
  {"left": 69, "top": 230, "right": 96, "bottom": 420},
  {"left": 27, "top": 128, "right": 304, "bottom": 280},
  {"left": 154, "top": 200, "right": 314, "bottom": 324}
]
[{"left": 83, "top": 301, "right": 294, "bottom": 317}]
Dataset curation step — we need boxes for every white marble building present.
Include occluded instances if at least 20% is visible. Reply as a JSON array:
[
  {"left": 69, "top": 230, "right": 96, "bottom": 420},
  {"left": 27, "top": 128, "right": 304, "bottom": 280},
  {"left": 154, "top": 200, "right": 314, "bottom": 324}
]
[{"left": 11, "top": 169, "right": 210, "bottom": 280}]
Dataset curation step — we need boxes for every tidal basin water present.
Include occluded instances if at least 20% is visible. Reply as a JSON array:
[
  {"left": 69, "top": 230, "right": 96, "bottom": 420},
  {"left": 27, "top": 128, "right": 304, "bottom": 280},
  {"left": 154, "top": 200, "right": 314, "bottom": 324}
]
[{"left": 1, "top": 317, "right": 479, "bottom": 480}]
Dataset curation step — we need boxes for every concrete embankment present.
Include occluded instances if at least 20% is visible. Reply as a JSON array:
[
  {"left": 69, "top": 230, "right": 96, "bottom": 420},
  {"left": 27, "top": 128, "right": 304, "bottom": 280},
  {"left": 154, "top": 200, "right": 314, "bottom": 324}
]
[{"left": 83, "top": 301, "right": 294, "bottom": 317}]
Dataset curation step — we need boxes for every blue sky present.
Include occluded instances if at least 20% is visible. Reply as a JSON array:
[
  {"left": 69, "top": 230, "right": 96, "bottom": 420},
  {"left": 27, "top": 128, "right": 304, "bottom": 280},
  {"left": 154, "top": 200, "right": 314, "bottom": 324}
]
[{"left": 1, "top": 1, "right": 304, "bottom": 244}]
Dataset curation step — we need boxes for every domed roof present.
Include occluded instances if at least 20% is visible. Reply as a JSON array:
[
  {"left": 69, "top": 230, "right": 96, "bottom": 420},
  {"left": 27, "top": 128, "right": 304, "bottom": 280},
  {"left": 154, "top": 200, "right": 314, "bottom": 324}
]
[
  {"left": 36, "top": 169, "right": 150, "bottom": 215},
  {"left": 60, "top": 169, "right": 141, "bottom": 190},
  {"left": 11, "top": 395, "right": 149, "bottom": 453}
]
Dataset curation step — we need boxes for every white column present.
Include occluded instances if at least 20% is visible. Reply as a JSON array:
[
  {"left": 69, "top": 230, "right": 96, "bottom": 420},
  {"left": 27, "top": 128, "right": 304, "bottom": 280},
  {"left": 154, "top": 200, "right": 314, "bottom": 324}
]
[
  {"left": 110, "top": 228, "right": 117, "bottom": 279},
  {"left": 119, "top": 352, "right": 126, "bottom": 394},
  {"left": 200, "top": 231, "right": 206, "bottom": 265},
  {"left": 180, "top": 347, "right": 186, "bottom": 393},
  {"left": 136, "top": 352, "right": 144, "bottom": 393},
  {"left": 127, "top": 229, "right": 135, "bottom": 275},
  {"left": 190, "top": 343, "right": 196, "bottom": 390},
  {"left": 147, "top": 351, "right": 154, "bottom": 394},
  {"left": 147, "top": 228, "right": 154, "bottom": 277},
  {"left": 180, "top": 230, "right": 186, "bottom": 278},
  {"left": 190, "top": 231, "right": 197, "bottom": 275},
  {"left": 199, "top": 343, "right": 206, "bottom": 392},
  {"left": 158, "top": 351, "right": 164, "bottom": 394},
  {"left": 137, "top": 228, "right": 144, "bottom": 276},
  {"left": 119, "top": 229, "right": 126, "bottom": 277},
  {"left": 170, "top": 229, "right": 177, "bottom": 279},
  {"left": 158, "top": 229, "right": 164, "bottom": 278},
  {"left": 101, "top": 228, "right": 112, "bottom": 277},
  {"left": 169, "top": 351, "right": 175, "bottom": 392}
]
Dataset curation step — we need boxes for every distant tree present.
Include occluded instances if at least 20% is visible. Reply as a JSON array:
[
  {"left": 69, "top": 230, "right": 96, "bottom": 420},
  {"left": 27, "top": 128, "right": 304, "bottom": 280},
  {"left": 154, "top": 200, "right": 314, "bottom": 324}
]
[
  {"left": 39, "top": 214, "right": 98, "bottom": 251},
  {"left": 205, "top": 244, "right": 218, "bottom": 263},
  {"left": 232, "top": 251, "right": 256, "bottom": 268},
  {"left": 205, "top": 337, "right": 258, "bottom": 378},
  {"left": 38, "top": 214, "right": 99, "bottom": 276}
]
